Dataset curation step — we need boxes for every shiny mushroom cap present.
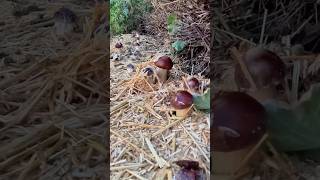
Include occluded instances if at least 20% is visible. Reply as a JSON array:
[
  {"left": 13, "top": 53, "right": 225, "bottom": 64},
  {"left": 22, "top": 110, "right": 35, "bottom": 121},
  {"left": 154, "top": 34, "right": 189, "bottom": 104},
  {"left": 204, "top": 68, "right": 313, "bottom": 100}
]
[
  {"left": 186, "top": 77, "right": 200, "bottom": 90},
  {"left": 154, "top": 56, "right": 173, "bottom": 70},
  {"left": 235, "top": 48, "right": 286, "bottom": 89},
  {"left": 170, "top": 91, "right": 193, "bottom": 109},
  {"left": 212, "top": 92, "right": 266, "bottom": 152}
]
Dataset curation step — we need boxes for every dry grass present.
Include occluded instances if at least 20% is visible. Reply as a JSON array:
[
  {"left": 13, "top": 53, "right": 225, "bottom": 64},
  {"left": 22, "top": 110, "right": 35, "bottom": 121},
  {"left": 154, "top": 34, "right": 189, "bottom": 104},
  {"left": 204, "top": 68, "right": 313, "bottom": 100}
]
[
  {"left": 146, "top": 0, "right": 210, "bottom": 77},
  {"left": 0, "top": 1, "right": 107, "bottom": 179},
  {"left": 110, "top": 35, "right": 210, "bottom": 179}
]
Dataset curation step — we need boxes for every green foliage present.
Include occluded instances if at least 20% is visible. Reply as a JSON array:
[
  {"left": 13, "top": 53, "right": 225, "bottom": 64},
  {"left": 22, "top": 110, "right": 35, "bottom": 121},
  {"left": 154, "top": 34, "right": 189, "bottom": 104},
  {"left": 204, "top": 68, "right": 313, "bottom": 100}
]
[
  {"left": 193, "top": 88, "right": 210, "bottom": 112},
  {"left": 110, "top": 0, "right": 152, "bottom": 35},
  {"left": 172, "top": 40, "right": 187, "bottom": 52},
  {"left": 264, "top": 83, "right": 320, "bottom": 152},
  {"left": 167, "top": 14, "right": 178, "bottom": 35}
]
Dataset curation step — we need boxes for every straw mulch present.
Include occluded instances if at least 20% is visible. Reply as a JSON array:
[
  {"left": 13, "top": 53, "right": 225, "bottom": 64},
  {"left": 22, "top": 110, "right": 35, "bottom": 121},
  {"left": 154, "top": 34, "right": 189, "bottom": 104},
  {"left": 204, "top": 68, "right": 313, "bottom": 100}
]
[
  {"left": 146, "top": 0, "right": 210, "bottom": 77},
  {"left": 0, "top": 1, "right": 107, "bottom": 179},
  {"left": 110, "top": 34, "right": 210, "bottom": 179},
  {"left": 214, "top": 0, "right": 320, "bottom": 179}
]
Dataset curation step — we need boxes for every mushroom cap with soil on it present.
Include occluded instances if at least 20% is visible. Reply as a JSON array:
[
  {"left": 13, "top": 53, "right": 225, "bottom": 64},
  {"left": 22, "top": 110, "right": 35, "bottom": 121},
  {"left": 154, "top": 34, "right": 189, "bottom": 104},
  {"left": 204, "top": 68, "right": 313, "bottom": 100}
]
[
  {"left": 170, "top": 90, "right": 193, "bottom": 118},
  {"left": 154, "top": 56, "right": 173, "bottom": 83},
  {"left": 235, "top": 48, "right": 286, "bottom": 102},
  {"left": 212, "top": 91, "right": 266, "bottom": 176}
]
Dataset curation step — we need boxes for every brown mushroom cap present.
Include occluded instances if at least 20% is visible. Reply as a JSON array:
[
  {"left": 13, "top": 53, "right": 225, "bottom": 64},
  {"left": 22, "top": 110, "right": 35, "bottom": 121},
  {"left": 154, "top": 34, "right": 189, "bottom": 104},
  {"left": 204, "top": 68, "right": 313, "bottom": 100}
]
[
  {"left": 212, "top": 92, "right": 266, "bottom": 152},
  {"left": 155, "top": 56, "right": 173, "bottom": 70},
  {"left": 171, "top": 90, "right": 193, "bottom": 109},
  {"left": 186, "top": 77, "right": 200, "bottom": 90},
  {"left": 235, "top": 48, "right": 285, "bottom": 89},
  {"left": 115, "top": 42, "right": 123, "bottom": 48}
]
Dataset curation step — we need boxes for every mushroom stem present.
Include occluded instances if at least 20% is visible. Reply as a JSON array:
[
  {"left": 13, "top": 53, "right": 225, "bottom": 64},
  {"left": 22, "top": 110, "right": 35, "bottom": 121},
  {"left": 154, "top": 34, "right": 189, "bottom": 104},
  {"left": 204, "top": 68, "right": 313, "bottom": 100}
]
[
  {"left": 146, "top": 76, "right": 157, "bottom": 84},
  {"left": 247, "top": 86, "right": 276, "bottom": 103},
  {"left": 156, "top": 68, "right": 169, "bottom": 83},
  {"left": 174, "top": 107, "right": 191, "bottom": 118},
  {"left": 213, "top": 145, "right": 253, "bottom": 175}
]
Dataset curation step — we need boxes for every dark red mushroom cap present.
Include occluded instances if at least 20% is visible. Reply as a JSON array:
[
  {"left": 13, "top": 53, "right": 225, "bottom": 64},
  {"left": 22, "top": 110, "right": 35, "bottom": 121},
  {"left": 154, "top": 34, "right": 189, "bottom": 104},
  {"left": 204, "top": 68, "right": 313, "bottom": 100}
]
[
  {"left": 235, "top": 48, "right": 286, "bottom": 89},
  {"left": 115, "top": 42, "right": 123, "bottom": 48},
  {"left": 155, "top": 56, "right": 173, "bottom": 70},
  {"left": 171, "top": 90, "right": 193, "bottom": 109},
  {"left": 186, "top": 77, "right": 200, "bottom": 90},
  {"left": 212, "top": 92, "right": 266, "bottom": 152}
]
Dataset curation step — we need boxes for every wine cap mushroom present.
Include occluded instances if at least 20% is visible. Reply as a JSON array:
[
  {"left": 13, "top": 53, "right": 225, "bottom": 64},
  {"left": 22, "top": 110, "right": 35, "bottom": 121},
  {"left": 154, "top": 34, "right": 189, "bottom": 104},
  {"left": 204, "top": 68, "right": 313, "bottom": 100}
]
[
  {"left": 115, "top": 42, "right": 123, "bottom": 48},
  {"left": 154, "top": 56, "right": 173, "bottom": 83},
  {"left": 186, "top": 77, "right": 200, "bottom": 92},
  {"left": 212, "top": 91, "right": 266, "bottom": 152},
  {"left": 154, "top": 56, "right": 173, "bottom": 70},
  {"left": 235, "top": 48, "right": 285, "bottom": 89},
  {"left": 143, "top": 67, "right": 154, "bottom": 76},
  {"left": 170, "top": 90, "right": 193, "bottom": 109}
]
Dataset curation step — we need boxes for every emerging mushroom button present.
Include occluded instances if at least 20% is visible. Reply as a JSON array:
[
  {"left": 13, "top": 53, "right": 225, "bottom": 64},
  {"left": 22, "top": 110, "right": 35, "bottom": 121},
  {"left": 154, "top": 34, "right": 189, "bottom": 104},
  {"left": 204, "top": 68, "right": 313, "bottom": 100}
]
[
  {"left": 170, "top": 90, "right": 193, "bottom": 118},
  {"left": 212, "top": 91, "right": 266, "bottom": 152},
  {"left": 142, "top": 67, "right": 157, "bottom": 84},
  {"left": 185, "top": 77, "right": 200, "bottom": 94},
  {"left": 235, "top": 48, "right": 285, "bottom": 89},
  {"left": 154, "top": 56, "right": 173, "bottom": 83}
]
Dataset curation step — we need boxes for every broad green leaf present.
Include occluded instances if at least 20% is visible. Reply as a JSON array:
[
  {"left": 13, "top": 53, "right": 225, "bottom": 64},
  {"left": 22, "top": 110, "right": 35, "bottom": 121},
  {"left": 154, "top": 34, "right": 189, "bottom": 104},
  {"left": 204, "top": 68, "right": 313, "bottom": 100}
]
[
  {"left": 193, "top": 88, "right": 210, "bottom": 112},
  {"left": 172, "top": 40, "right": 187, "bottom": 52},
  {"left": 264, "top": 83, "right": 320, "bottom": 152}
]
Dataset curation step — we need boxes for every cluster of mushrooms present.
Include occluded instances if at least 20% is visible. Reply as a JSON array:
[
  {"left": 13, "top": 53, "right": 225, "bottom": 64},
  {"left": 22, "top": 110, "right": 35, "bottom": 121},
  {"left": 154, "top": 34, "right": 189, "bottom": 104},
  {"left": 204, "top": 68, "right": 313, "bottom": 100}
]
[
  {"left": 142, "top": 55, "right": 205, "bottom": 119},
  {"left": 113, "top": 40, "right": 206, "bottom": 119},
  {"left": 213, "top": 47, "right": 286, "bottom": 179}
]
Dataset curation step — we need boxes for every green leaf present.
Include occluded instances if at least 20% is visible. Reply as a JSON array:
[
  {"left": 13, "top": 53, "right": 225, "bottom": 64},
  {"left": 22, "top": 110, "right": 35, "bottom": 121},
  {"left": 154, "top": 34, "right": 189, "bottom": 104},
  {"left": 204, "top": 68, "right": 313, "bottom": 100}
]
[
  {"left": 167, "top": 14, "right": 177, "bottom": 26},
  {"left": 172, "top": 40, "right": 187, "bottom": 52},
  {"left": 167, "top": 14, "right": 177, "bottom": 34},
  {"left": 264, "top": 83, "right": 320, "bottom": 152},
  {"left": 193, "top": 88, "right": 210, "bottom": 112}
]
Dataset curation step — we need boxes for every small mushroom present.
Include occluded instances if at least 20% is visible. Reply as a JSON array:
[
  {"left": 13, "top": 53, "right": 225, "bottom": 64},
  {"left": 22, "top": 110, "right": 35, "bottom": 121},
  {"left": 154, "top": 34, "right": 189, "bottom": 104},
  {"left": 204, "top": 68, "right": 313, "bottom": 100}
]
[
  {"left": 235, "top": 48, "right": 286, "bottom": 102},
  {"left": 154, "top": 56, "right": 173, "bottom": 83},
  {"left": 142, "top": 67, "right": 157, "bottom": 84},
  {"left": 53, "top": 7, "right": 77, "bottom": 36},
  {"left": 115, "top": 42, "right": 123, "bottom": 49},
  {"left": 212, "top": 91, "right": 266, "bottom": 176},
  {"left": 126, "top": 63, "right": 135, "bottom": 73},
  {"left": 185, "top": 77, "right": 200, "bottom": 94},
  {"left": 170, "top": 90, "right": 193, "bottom": 118},
  {"left": 173, "top": 160, "right": 205, "bottom": 180}
]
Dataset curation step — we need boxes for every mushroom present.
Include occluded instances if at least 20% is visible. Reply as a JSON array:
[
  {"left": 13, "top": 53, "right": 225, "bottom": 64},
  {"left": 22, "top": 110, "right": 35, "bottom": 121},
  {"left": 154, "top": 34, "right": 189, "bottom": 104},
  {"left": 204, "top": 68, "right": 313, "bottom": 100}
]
[
  {"left": 115, "top": 42, "right": 123, "bottom": 49},
  {"left": 212, "top": 91, "right": 266, "bottom": 176},
  {"left": 154, "top": 56, "right": 173, "bottom": 83},
  {"left": 184, "top": 77, "right": 200, "bottom": 94},
  {"left": 142, "top": 67, "right": 157, "bottom": 84},
  {"left": 170, "top": 90, "right": 193, "bottom": 118},
  {"left": 234, "top": 48, "right": 286, "bottom": 102},
  {"left": 126, "top": 63, "right": 135, "bottom": 74},
  {"left": 53, "top": 7, "right": 77, "bottom": 36},
  {"left": 173, "top": 160, "right": 205, "bottom": 180}
]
